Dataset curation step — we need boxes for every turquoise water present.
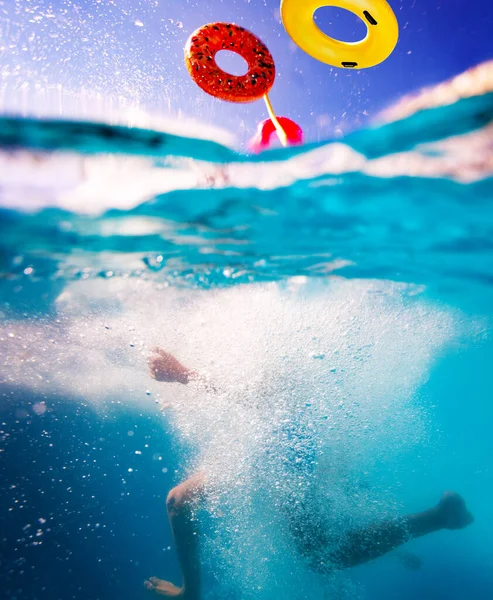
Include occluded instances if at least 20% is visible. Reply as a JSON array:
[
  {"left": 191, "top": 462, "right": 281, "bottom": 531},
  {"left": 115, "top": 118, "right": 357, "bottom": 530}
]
[
  {"left": 1, "top": 92, "right": 493, "bottom": 296},
  {"left": 1, "top": 94, "right": 493, "bottom": 600}
]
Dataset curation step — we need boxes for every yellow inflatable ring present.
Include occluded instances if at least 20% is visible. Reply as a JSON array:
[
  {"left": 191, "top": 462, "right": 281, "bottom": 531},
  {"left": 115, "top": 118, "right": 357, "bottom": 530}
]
[{"left": 280, "top": 0, "right": 398, "bottom": 69}]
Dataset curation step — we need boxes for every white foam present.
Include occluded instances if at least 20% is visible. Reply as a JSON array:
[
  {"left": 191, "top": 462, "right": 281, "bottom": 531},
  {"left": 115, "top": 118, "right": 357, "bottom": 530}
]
[{"left": 0, "top": 277, "right": 461, "bottom": 597}]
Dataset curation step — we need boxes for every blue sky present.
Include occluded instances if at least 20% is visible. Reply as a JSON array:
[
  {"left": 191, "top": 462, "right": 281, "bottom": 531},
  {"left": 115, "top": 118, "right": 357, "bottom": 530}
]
[{"left": 2, "top": 0, "right": 492, "bottom": 143}]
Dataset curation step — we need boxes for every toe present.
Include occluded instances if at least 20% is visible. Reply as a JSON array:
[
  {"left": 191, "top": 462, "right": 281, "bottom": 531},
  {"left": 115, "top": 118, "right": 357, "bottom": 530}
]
[{"left": 144, "top": 577, "right": 158, "bottom": 590}]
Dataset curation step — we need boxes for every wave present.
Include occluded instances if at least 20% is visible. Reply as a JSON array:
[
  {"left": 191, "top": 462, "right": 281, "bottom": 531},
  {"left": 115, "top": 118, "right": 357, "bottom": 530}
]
[
  {"left": 0, "top": 90, "right": 492, "bottom": 168},
  {"left": 0, "top": 63, "right": 492, "bottom": 295}
]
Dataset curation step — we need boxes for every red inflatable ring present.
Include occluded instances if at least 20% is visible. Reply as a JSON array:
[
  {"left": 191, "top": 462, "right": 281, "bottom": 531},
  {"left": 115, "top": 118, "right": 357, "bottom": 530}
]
[
  {"left": 248, "top": 117, "right": 303, "bottom": 153},
  {"left": 185, "top": 22, "right": 276, "bottom": 103}
]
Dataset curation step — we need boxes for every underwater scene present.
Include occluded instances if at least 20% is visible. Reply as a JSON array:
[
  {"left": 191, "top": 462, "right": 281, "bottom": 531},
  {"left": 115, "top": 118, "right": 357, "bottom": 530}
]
[{"left": 1, "top": 1, "right": 493, "bottom": 599}]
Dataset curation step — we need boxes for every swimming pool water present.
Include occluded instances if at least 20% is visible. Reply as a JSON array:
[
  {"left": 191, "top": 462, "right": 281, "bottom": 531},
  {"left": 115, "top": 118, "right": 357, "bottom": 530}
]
[{"left": 1, "top": 86, "right": 493, "bottom": 600}]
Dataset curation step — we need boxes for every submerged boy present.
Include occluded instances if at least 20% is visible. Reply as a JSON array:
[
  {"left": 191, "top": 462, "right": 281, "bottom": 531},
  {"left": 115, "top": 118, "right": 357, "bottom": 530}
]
[{"left": 144, "top": 348, "right": 474, "bottom": 599}]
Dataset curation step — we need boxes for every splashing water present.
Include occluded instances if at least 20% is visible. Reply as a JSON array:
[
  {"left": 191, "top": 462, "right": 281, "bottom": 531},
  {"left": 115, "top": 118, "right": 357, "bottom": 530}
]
[
  {"left": 153, "top": 280, "right": 456, "bottom": 599},
  {"left": 1, "top": 275, "right": 464, "bottom": 599}
]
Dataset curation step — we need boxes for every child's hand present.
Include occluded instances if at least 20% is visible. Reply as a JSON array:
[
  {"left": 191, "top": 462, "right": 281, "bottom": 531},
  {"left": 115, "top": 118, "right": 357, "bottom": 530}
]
[{"left": 148, "top": 348, "right": 190, "bottom": 384}]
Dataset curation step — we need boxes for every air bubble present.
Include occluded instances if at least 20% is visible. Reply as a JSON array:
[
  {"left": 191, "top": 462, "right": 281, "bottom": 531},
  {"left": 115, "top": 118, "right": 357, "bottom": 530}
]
[{"left": 33, "top": 402, "right": 47, "bottom": 415}]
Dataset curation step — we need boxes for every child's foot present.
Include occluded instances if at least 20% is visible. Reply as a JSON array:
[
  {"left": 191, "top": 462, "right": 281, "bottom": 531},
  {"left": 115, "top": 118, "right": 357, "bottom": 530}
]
[
  {"left": 144, "top": 577, "right": 185, "bottom": 598},
  {"left": 436, "top": 491, "right": 474, "bottom": 530}
]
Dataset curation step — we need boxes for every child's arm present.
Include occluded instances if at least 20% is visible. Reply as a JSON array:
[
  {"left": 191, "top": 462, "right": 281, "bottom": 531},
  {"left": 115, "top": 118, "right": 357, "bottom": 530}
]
[{"left": 148, "top": 348, "right": 217, "bottom": 392}]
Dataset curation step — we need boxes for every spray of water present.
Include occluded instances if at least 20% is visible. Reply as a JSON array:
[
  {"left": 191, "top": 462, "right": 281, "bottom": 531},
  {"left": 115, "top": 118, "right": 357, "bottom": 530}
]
[{"left": 1, "top": 276, "right": 458, "bottom": 598}]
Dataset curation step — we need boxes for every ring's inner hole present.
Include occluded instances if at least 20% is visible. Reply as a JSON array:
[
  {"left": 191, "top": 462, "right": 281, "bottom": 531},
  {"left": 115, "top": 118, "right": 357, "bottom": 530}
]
[
  {"left": 314, "top": 6, "right": 367, "bottom": 42},
  {"left": 215, "top": 50, "right": 249, "bottom": 76}
]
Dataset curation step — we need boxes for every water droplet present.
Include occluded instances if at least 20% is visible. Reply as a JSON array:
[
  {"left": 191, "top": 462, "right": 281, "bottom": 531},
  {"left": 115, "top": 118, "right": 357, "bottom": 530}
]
[{"left": 143, "top": 255, "right": 165, "bottom": 271}]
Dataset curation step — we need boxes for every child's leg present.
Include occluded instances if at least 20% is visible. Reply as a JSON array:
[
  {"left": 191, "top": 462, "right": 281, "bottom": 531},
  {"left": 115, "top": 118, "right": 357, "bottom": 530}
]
[
  {"left": 145, "top": 473, "right": 206, "bottom": 599},
  {"left": 326, "top": 491, "right": 473, "bottom": 570},
  {"left": 297, "top": 491, "right": 473, "bottom": 573}
]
